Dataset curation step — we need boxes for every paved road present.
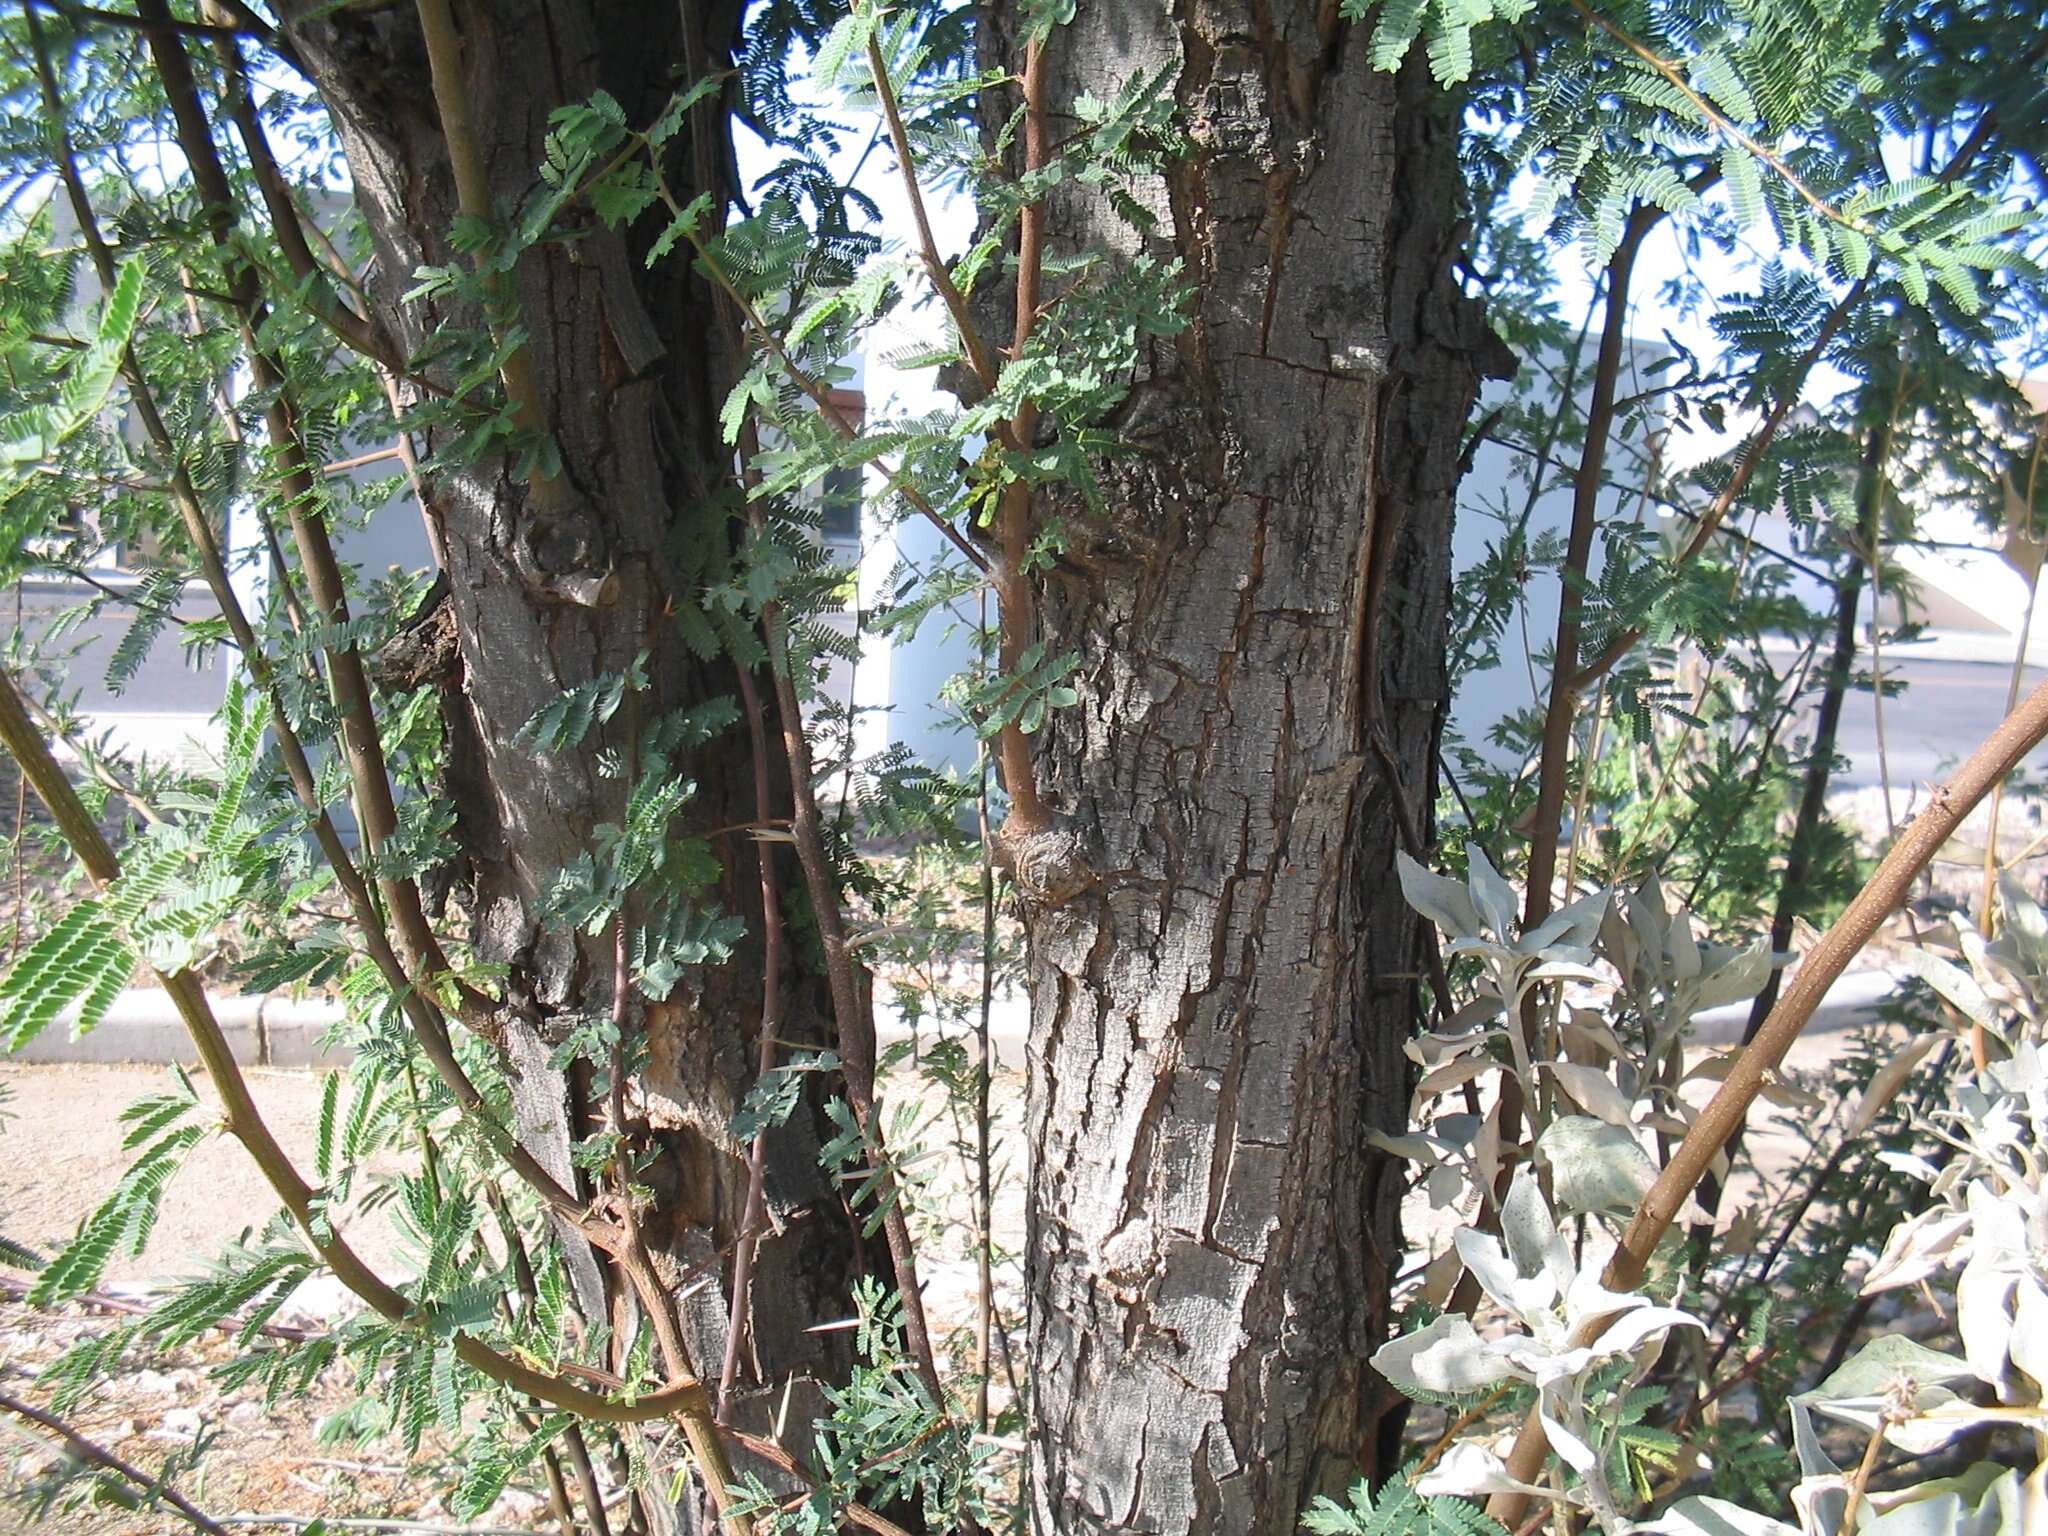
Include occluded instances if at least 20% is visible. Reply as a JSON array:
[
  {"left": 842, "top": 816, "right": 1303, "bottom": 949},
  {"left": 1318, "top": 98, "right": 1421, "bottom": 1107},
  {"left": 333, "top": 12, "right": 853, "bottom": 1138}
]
[{"left": 1827, "top": 657, "right": 2048, "bottom": 789}]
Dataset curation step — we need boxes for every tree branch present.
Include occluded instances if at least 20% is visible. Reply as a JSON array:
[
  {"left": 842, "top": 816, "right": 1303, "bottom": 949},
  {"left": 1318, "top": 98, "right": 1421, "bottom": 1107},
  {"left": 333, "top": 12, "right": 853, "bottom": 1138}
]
[
  {"left": 0, "top": 1383, "right": 228, "bottom": 1536},
  {"left": 141, "top": 0, "right": 475, "bottom": 1008},
  {"left": 30, "top": 1, "right": 589, "bottom": 1239},
  {"left": 0, "top": 662, "right": 705, "bottom": 1425},
  {"left": 989, "top": 34, "right": 1051, "bottom": 838},
  {"left": 1484, "top": 671, "right": 2048, "bottom": 1524},
  {"left": 865, "top": 30, "right": 1001, "bottom": 396},
  {"left": 200, "top": 7, "right": 404, "bottom": 372}
]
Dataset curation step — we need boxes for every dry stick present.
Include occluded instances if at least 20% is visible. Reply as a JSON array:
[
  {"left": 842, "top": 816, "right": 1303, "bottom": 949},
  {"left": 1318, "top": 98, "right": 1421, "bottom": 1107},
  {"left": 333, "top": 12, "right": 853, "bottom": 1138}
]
[
  {"left": 725, "top": 1431, "right": 918, "bottom": 1536},
  {"left": 862, "top": 30, "right": 1051, "bottom": 839},
  {"left": 0, "top": 1383, "right": 229, "bottom": 1536},
  {"left": 685, "top": 230, "right": 987, "bottom": 576},
  {"left": 0, "top": 665, "right": 704, "bottom": 1424},
  {"left": 1837, "top": 1415, "right": 1889, "bottom": 1533},
  {"left": 0, "top": 1274, "right": 320, "bottom": 1342},
  {"left": 1978, "top": 429, "right": 2047, "bottom": 932},
  {"left": 737, "top": 426, "right": 945, "bottom": 1399},
  {"left": 24, "top": 0, "right": 260, "bottom": 49},
  {"left": 1465, "top": 217, "right": 1662, "bottom": 1324},
  {"left": 716, "top": 662, "right": 786, "bottom": 1420},
  {"left": 30, "top": 29, "right": 579, "bottom": 1233},
  {"left": 1688, "top": 422, "right": 1891, "bottom": 1250},
  {"left": 285, "top": 211, "right": 453, "bottom": 571},
  {"left": 141, "top": 0, "right": 470, "bottom": 1010},
  {"left": 14, "top": 682, "right": 163, "bottom": 828},
  {"left": 603, "top": 937, "right": 746, "bottom": 1530},
  {"left": 668, "top": 86, "right": 951, "bottom": 1488},
  {"left": 179, "top": 272, "right": 314, "bottom": 640},
  {"left": 591, "top": 716, "right": 742, "bottom": 1529},
  {"left": 1484, "top": 672, "right": 2048, "bottom": 1526}
]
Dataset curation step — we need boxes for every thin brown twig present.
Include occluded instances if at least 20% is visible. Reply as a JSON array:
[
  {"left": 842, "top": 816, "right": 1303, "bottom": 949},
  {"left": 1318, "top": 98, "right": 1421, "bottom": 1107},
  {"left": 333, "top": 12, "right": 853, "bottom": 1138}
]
[
  {"left": 717, "top": 661, "right": 786, "bottom": 1419},
  {"left": 1977, "top": 426, "right": 2046, "bottom": 932},
  {"left": 1570, "top": 105, "right": 2003, "bottom": 693},
  {"left": 1837, "top": 1414, "right": 1889, "bottom": 1532},
  {"left": 864, "top": 30, "right": 1000, "bottom": 395},
  {"left": 0, "top": 1382, "right": 229, "bottom": 1535},
  {"left": 0, "top": 662, "right": 703, "bottom": 1424},
  {"left": 1486, "top": 671, "right": 2048, "bottom": 1524},
  {"left": 23, "top": 0, "right": 263, "bottom": 49},
  {"left": 735, "top": 418, "right": 946, "bottom": 1399}
]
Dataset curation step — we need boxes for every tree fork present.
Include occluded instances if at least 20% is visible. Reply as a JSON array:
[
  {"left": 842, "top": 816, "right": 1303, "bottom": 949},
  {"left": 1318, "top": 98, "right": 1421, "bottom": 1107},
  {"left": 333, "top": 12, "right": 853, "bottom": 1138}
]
[{"left": 138, "top": 0, "right": 473, "bottom": 1008}]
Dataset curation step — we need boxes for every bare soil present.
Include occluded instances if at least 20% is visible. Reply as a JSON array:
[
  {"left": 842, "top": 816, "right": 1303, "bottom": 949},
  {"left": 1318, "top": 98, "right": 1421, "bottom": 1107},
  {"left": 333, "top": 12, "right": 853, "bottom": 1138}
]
[{"left": 0, "top": 1059, "right": 1029, "bottom": 1534}]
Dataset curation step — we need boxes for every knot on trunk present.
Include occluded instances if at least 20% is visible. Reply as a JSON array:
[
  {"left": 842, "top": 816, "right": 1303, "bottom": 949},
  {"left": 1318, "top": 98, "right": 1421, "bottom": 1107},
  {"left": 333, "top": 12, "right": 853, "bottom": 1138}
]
[
  {"left": 369, "top": 572, "right": 458, "bottom": 690},
  {"left": 511, "top": 489, "right": 620, "bottom": 608},
  {"left": 994, "top": 813, "right": 1095, "bottom": 907}
]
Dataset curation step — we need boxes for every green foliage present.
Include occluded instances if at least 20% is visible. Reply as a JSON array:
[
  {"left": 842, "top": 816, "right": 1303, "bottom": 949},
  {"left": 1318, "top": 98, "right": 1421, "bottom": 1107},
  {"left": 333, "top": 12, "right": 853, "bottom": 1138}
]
[
  {"left": 0, "top": 257, "right": 143, "bottom": 503},
  {"left": 1304, "top": 1473, "right": 1508, "bottom": 1536},
  {"left": 0, "top": 900, "right": 132, "bottom": 1050},
  {"left": 0, "top": 0, "right": 2041, "bottom": 1531},
  {"left": 29, "top": 1072, "right": 203, "bottom": 1305},
  {"left": 513, "top": 652, "right": 650, "bottom": 753}
]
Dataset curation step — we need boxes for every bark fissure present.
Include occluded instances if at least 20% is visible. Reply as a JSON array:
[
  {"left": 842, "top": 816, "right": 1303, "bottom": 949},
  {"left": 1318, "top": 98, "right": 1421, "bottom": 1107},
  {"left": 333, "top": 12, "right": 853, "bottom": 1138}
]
[
  {"left": 273, "top": 0, "right": 865, "bottom": 1476},
  {"left": 999, "top": 8, "right": 1501, "bottom": 1531}
]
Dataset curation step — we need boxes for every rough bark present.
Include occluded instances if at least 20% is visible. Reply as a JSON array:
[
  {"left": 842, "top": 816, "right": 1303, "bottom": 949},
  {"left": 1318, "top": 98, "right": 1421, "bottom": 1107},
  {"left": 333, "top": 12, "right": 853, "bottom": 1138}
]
[
  {"left": 272, "top": 0, "right": 861, "bottom": 1442},
  {"left": 989, "top": 7, "right": 1503, "bottom": 1533}
]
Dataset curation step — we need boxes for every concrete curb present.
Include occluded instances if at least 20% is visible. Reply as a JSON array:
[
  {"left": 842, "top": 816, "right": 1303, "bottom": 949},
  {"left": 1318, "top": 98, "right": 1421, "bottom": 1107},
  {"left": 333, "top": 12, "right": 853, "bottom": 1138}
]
[
  {"left": 6, "top": 983, "right": 1035, "bottom": 1073},
  {"left": 9, "top": 988, "right": 347, "bottom": 1069},
  {"left": 6, "top": 973, "right": 1887, "bottom": 1072},
  {"left": 1689, "top": 967, "right": 1900, "bottom": 1044}
]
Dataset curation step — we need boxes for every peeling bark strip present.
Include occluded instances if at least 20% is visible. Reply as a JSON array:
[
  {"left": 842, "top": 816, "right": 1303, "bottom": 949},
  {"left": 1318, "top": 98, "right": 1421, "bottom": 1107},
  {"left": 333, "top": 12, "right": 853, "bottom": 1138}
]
[
  {"left": 272, "top": 0, "right": 862, "bottom": 1450},
  {"left": 992, "top": 7, "right": 1501, "bottom": 1533}
]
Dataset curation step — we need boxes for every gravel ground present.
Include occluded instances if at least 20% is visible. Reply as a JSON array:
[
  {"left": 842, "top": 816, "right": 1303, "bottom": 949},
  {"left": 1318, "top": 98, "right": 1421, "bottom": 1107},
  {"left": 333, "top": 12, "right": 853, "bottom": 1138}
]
[{"left": 0, "top": 1057, "right": 1029, "bottom": 1534}]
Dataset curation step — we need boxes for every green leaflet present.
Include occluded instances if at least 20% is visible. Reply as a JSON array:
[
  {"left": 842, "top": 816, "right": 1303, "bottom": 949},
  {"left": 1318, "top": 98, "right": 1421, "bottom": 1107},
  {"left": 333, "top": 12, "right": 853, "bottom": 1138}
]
[
  {"left": 29, "top": 1117, "right": 205, "bottom": 1305},
  {"left": 0, "top": 257, "right": 146, "bottom": 504},
  {"left": 0, "top": 900, "right": 134, "bottom": 1051}
]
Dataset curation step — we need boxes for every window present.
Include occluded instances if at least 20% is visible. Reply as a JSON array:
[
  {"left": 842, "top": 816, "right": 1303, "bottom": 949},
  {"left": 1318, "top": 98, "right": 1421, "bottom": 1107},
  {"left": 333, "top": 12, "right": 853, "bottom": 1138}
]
[{"left": 820, "top": 464, "right": 862, "bottom": 544}]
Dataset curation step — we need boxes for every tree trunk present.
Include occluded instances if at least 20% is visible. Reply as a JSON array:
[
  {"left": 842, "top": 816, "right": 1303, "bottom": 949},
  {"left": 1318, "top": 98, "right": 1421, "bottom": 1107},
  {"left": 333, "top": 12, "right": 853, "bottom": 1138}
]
[
  {"left": 274, "top": 0, "right": 861, "bottom": 1441},
  {"left": 989, "top": 8, "right": 1502, "bottom": 1533}
]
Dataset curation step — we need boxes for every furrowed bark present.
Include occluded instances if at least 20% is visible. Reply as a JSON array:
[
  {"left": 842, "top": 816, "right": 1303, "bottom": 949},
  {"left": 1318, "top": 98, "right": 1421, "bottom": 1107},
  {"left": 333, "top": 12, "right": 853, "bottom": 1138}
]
[
  {"left": 990, "top": 7, "right": 1502, "bottom": 1531},
  {"left": 268, "top": 0, "right": 868, "bottom": 1474},
  {"left": 0, "top": 664, "right": 714, "bottom": 1427}
]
